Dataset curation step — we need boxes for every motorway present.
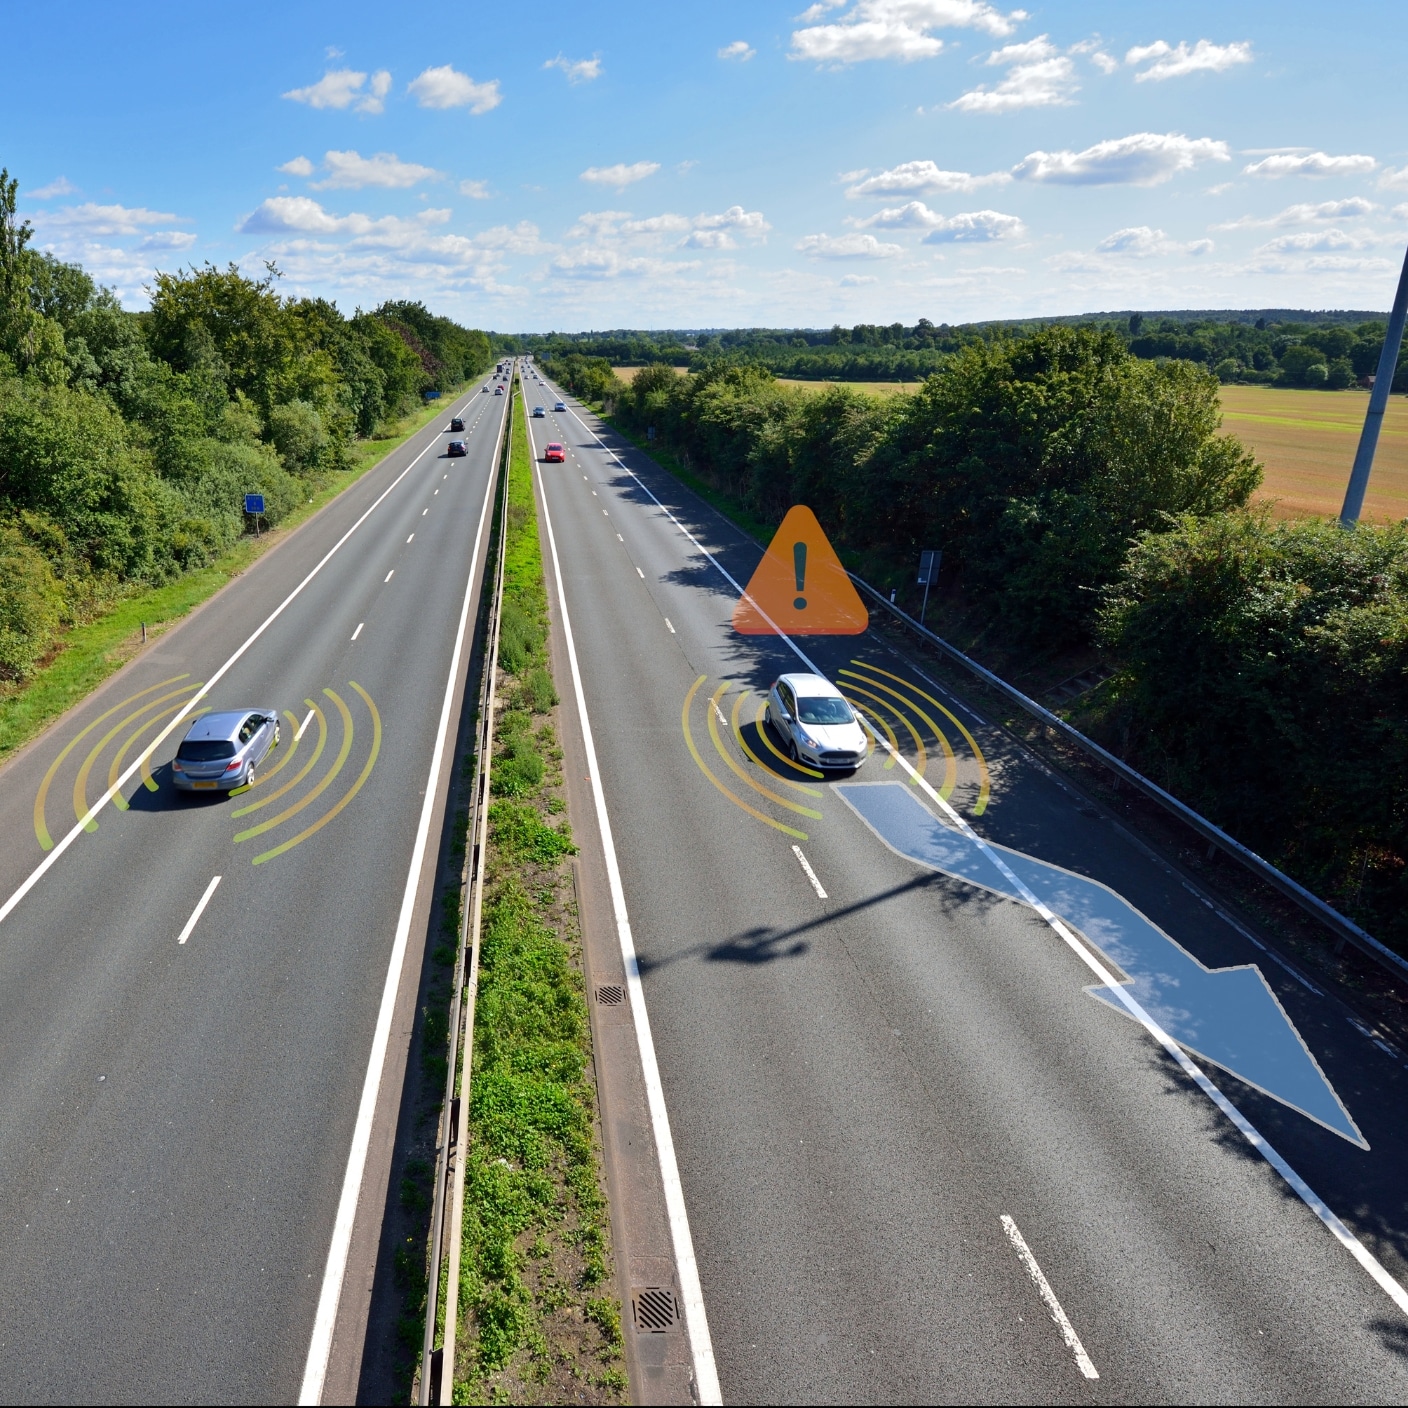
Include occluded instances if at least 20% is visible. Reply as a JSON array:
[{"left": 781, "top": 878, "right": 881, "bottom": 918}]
[
  {"left": 521, "top": 368, "right": 1408, "bottom": 1403},
  {"left": 0, "top": 374, "right": 510, "bottom": 1401}
]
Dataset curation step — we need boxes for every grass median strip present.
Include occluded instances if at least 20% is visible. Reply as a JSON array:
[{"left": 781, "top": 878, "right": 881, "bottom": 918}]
[
  {"left": 453, "top": 377, "right": 625, "bottom": 1404},
  {"left": 0, "top": 390, "right": 463, "bottom": 767}
]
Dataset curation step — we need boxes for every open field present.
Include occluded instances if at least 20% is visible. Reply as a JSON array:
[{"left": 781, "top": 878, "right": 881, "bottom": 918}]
[
  {"left": 1218, "top": 385, "right": 1408, "bottom": 522},
  {"left": 610, "top": 364, "right": 686, "bottom": 382}
]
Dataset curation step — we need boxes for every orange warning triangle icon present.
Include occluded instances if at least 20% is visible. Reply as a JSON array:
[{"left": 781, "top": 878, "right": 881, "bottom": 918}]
[{"left": 732, "top": 505, "right": 869, "bottom": 636}]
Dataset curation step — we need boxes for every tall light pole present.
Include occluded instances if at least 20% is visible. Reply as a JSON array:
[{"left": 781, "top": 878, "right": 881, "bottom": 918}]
[{"left": 1341, "top": 238, "right": 1408, "bottom": 525}]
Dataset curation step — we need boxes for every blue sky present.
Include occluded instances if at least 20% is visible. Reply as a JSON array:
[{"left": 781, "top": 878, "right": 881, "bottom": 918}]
[{"left": 6, "top": 0, "right": 1407, "bottom": 331}]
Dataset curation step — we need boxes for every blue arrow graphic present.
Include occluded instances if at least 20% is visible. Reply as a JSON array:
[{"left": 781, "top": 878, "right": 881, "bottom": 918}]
[{"left": 837, "top": 782, "right": 1364, "bottom": 1147}]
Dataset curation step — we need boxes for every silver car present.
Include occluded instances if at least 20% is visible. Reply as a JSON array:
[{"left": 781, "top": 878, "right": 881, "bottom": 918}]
[
  {"left": 765, "top": 673, "right": 867, "bottom": 770},
  {"left": 172, "top": 708, "right": 280, "bottom": 792}
]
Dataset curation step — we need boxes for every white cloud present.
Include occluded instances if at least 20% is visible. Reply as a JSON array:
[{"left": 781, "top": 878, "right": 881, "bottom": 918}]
[
  {"left": 550, "top": 248, "right": 700, "bottom": 281},
  {"left": 1125, "top": 39, "right": 1252, "bottom": 81},
  {"left": 545, "top": 54, "right": 603, "bottom": 83},
  {"left": 1089, "top": 50, "right": 1117, "bottom": 74},
  {"left": 460, "top": 179, "right": 491, "bottom": 199},
  {"left": 840, "top": 274, "right": 878, "bottom": 285},
  {"left": 36, "top": 202, "right": 185, "bottom": 236},
  {"left": 139, "top": 231, "right": 198, "bottom": 251},
  {"left": 922, "top": 209, "right": 1024, "bottom": 241},
  {"left": 718, "top": 40, "right": 756, "bottom": 61},
  {"left": 284, "top": 69, "right": 377, "bottom": 111},
  {"left": 359, "top": 70, "right": 393, "bottom": 114},
  {"left": 1013, "top": 132, "right": 1230, "bottom": 186},
  {"left": 25, "top": 177, "right": 77, "bottom": 199},
  {"left": 1257, "top": 228, "right": 1373, "bottom": 254},
  {"left": 949, "top": 35, "right": 1077, "bottom": 112},
  {"left": 1094, "top": 226, "right": 1213, "bottom": 257},
  {"left": 1380, "top": 166, "right": 1408, "bottom": 191},
  {"left": 314, "top": 150, "right": 441, "bottom": 189},
  {"left": 279, "top": 156, "right": 315, "bottom": 177},
  {"left": 1242, "top": 151, "right": 1376, "bottom": 178},
  {"left": 795, "top": 231, "right": 902, "bottom": 258},
  {"left": 852, "top": 199, "right": 947, "bottom": 228},
  {"left": 846, "top": 160, "right": 1010, "bottom": 197},
  {"left": 790, "top": 0, "right": 1026, "bottom": 66},
  {"left": 566, "top": 205, "right": 768, "bottom": 250},
  {"left": 580, "top": 161, "right": 660, "bottom": 189},
  {"left": 1213, "top": 198, "right": 1375, "bottom": 231},
  {"left": 408, "top": 66, "right": 502, "bottom": 113}
]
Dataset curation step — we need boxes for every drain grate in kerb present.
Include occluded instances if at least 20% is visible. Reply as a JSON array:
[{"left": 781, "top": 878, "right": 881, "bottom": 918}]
[
  {"left": 631, "top": 1286, "right": 678, "bottom": 1334},
  {"left": 596, "top": 984, "right": 626, "bottom": 1006}
]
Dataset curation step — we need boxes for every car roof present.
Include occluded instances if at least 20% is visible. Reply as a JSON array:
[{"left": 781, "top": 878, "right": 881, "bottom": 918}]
[
  {"left": 184, "top": 709, "right": 270, "bottom": 741},
  {"left": 777, "top": 672, "right": 842, "bottom": 697}
]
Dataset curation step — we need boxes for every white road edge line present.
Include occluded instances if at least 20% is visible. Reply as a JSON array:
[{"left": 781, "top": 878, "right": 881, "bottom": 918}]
[
  {"left": 296, "top": 709, "right": 316, "bottom": 740},
  {"left": 176, "top": 875, "right": 222, "bottom": 946},
  {"left": 0, "top": 390, "right": 476, "bottom": 934},
  {"left": 549, "top": 386, "right": 1408, "bottom": 1325},
  {"left": 531, "top": 428, "right": 722, "bottom": 1405},
  {"left": 298, "top": 389, "right": 505, "bottom": 1405},
  {"left": 791, "top": 845, "right": 828, "bottom": 899},
  {"left": 1001, "top": 1216, "right": 1099, "bottom": 1379},
  {"left": 351, "top": 623, "right": 364, "bottom": 642}
]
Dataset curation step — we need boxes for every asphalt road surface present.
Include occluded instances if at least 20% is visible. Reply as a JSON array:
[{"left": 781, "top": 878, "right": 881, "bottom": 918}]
[
  {"left": 0, "top": 377, "right": 509, "bottom": 1401},
  {"left": 521, "top": 367, "right": 1408, "bottom": 1404}
]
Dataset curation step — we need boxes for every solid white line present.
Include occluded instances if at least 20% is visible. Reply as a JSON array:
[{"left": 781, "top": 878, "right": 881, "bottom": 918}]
[
  {"left": 296, "top": 708, "right": 315, "bottom": 740},
  {"left": 1001, "top": 1215, "right": 1099, "bottom": 1379},
  {"left": 299, "top": 389, "right": 506, "bottom": 1405},
  {"left": 176, "top": 875, "right": 221, "bottom": 946},
  {"left": 350, "top": 623, "right": 363, "bottom": 642},
  {"left": 384, "top": 570, "right": 394, "bottom": 582},
  {"left": 532, "top": 444, "right": 721, "bottom": 1404},
  {"left": 791, "top": 845, "right": 828, "bottom": 899},
  {"left": 554, "top": 392, "right": 1408, "bottom": 1326},
  {"left": 0, "top": 389, "right": 476, "bottom": 934}
]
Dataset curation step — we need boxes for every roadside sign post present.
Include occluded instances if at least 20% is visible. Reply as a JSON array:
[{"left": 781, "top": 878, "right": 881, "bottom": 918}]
[
  {"left": 244, "top": 493, "right": 266, "bottom": 538},
  {"left": 917, "top": 549, "right": 941, "bottom": 626}
]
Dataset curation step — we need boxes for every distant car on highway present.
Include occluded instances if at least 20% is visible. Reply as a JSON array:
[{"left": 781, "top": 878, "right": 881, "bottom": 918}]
[
  {"left": 447, "top": 440, "right": 467, "bottom": 456},
  {"left": 532, "top": 406, "right": 545, "bottom": 417},
  {"left": 765, "top": 673, "right": 867, "bottom": 770},
  {"left": 544, "top": 442, "right": 565, "bottom": 463},
  {"left": 481, "top": 385, "right": 489, "bottom": 392},
  {"left": 494, "top": 386, "right": 504, "bottom": 395},
  {"left": 173, "top": 709, "right": 280, "bottom": 793},
  {"left": 554, "top": 401, "right": 566, "bottom": 412},
  {"left": 450, "top": 417, "right": 464, "bottom": 431}
]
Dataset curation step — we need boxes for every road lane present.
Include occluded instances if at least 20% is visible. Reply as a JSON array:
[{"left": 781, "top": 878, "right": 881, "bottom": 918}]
[
  {"left": 0, "top": 376, "right": 509, "bottom": 1401},
  {"left": 525, "top": 370, "right": 1408, "bottom": 1403}
]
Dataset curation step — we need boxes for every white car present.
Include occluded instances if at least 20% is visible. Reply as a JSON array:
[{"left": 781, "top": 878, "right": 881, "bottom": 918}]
[{"left": 765, "top": 673, "right": 867, "bottom": 770}]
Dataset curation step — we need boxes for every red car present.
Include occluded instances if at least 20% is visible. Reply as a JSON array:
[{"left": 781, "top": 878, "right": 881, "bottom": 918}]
[{"left": 544, "top": 442, "right": 565, "bottom": 463}]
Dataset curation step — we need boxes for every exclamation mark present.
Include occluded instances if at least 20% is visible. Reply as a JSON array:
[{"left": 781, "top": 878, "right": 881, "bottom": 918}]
[{"left": 793, "top": 542, "right": 808, "bottom": 610}]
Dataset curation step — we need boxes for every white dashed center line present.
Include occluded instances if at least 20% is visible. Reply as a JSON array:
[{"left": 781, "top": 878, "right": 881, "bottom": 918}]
[
  {"left": 1001, "top": 1216, "right": 1099, "bottom": 1379},
  {"left": 407, "top": 534, "right": 414, "bottom": 543},
  {"left": 177, "top": 875, "right": 222, "bottom": 946},
  {"left": 351, "top": 623, "right": 363, "bottom": 641},
  {"left": 296, "top": 709, "right": 315, "bottom": 740},
  {"left": 384, "top": 570, "right": 394, "bottom": 583},
  {"left": 665, "top": 619, "right": 675, "bottom": 633},
  {"left": 636, "top": 567, "right": 645, "bottom": 579},
  {"left": 791, "top": 846, "right": 828, "bottom": 899}
]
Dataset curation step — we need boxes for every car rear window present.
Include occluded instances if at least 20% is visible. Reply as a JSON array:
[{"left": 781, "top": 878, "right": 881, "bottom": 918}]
[
  {"left": 178, "top": 740, "right": 237, "bottom": 761},
  {"left": 796, "top": 696, "right": 854, "bottom": 725}
]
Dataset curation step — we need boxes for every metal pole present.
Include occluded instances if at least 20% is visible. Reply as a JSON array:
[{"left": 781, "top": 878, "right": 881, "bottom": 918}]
[
  {"left": 920, "top": 578, "right": 930, "bottom": 627},
  {"left": 1341, "top": 237, "right": 1408, "bottom": 525}
]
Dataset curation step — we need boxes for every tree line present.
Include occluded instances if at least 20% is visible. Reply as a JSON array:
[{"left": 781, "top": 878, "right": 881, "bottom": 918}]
[
  {"left": 0, "top": 167, "right": 493, "bottom": 683},
  {"left": 546, "top": 331, "right": 1408, "bottom": 952}
]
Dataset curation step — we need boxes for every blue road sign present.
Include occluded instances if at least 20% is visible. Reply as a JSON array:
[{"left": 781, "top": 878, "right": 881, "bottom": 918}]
[
  {"left": 918, "top": 549, "right": 941, "bottom": 585},
  {"left": 837, "top": 781, "right": 1364, "bottom": 1145},
  {"left": 244, "top": 494, "right": 265, "bottom": 515}
]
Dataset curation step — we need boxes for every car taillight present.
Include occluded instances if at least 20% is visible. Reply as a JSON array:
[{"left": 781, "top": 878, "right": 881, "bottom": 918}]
[{"left": 225, "top": 759, "right": 242, "bottom": 770}]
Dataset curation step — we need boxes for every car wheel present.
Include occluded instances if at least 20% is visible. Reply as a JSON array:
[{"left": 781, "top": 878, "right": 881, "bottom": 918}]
[
  {"left": 245, "top": 764, "right": 255, "bottom": 789},
  {"left": 787, "top": 738, "right": 799, "bottom": 763},
  {"left": 273, "top": 725, "right": 281, "bottom": 746}
]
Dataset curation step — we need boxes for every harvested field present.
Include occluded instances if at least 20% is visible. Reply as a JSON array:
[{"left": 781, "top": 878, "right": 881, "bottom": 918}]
[
  {"left": 1218, "top": 385, "right": 1408, "bottom": 522},
  {"left": 610, "top": 364, "right": 686, "bottom": 382}
]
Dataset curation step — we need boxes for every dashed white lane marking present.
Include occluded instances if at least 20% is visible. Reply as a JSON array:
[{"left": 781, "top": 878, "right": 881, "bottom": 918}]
[
  {"left": 603, "top": 509, "right": 609, "bottom": 517},
  {"left": 617, "top": 534, "right": 624, "bottom": 542},
  {"left": 177, "top": 875, "right": 221, "bottom": 946},
  {"left": 434, "top": 489, "right": 439, "bottom": 495},
  {"left": 791, "top": 845, "right": 828, "bottom": 899},
  {"left": 384, "top": 570, "right": 394, "bottom": 583},
  {"left": 636, "top": 566, "right": 645, "bottom": 579},
  {"left": 665, "top": 619, "right": 675, "bottom": 633},
  {"left": 295, "top": 709, "right": 315, "bottom": 740},
  {"left": 422, "top": 508, "right": 428, "bottom": 516},
  {"left": 406, "top": 533, "right": 415, "bottom": 543},
  {"left": 350, "top": 623, "right": 363, "bottom": 641},
  {"left": 712, "top": 700, "right": 728, "bottom": 728},
  {"left": 1001, "top": 1216, "right": 1099, "bottom": 1379}
]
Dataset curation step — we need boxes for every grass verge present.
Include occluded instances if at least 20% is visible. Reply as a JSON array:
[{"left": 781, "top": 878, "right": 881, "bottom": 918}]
[
  {"left": 0, "top": 389, "right": 465, "bottom": 766},
  {"left": 453, "top": 378, "right": 625, "bottom": 1405}
]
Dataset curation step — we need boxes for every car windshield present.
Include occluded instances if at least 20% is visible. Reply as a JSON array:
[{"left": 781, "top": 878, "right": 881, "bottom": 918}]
[
  {"left": 796, "top": 696, "right": 853, "bottom": 725},
  {"left": 177, "top": 739, "right": 237, "bottom": 761}
]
